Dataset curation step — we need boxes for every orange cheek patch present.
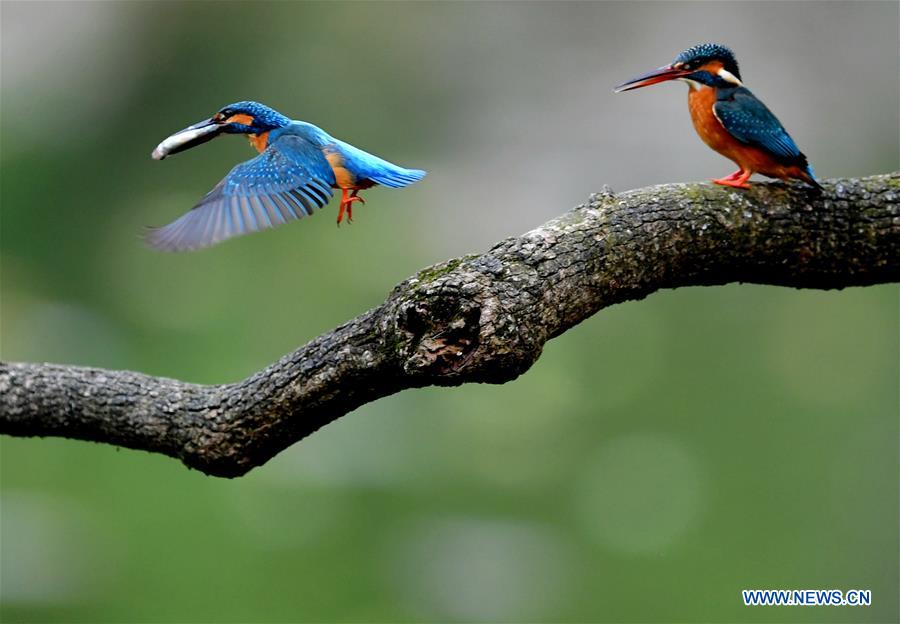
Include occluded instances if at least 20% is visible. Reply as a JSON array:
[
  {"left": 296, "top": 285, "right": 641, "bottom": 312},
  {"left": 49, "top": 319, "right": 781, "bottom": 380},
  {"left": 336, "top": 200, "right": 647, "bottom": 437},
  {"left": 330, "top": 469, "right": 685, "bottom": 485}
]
[
  {"left": 698, "top": 60, "right": 724, "bottom": 74},
  {"left": 226, "top": 113, "right": 255, "bottom": 126}
]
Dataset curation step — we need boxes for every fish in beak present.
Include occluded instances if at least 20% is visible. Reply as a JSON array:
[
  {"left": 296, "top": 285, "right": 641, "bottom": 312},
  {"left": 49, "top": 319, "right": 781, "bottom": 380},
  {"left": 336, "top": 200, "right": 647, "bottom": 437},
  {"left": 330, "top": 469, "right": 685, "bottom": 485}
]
[
  {"left": 614, "top": 65, "right": 690, "bottom": 93},
  {"left": 151, "top": 117, "right": 226, "bottom": 160}
]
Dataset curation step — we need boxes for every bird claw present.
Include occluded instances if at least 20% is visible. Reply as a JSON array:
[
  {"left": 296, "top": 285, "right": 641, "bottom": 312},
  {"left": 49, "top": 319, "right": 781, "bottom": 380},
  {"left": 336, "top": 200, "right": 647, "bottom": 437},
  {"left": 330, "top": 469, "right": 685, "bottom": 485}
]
[
  {"left": 713, "top": 171, "right": 752, "bottom": 189},
  {"left": 713, "top": 179, "right": 752, "bottom": 189},
  {"left": 337, "top": 193, "right": 365, "bottom": 225}
]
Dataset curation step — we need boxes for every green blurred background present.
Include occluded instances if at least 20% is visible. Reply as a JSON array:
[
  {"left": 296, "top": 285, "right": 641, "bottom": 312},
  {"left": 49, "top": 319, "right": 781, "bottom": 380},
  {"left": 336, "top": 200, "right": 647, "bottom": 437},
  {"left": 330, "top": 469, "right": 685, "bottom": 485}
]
[{"left": 1, "top": 1, "right": 897, "bottom": 622}]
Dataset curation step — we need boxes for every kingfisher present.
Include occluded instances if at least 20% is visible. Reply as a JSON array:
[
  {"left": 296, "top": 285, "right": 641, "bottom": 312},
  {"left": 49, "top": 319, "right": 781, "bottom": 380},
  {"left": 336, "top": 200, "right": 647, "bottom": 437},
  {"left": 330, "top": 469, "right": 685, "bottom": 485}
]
[
  {"left": 148, "top": 101, "right": 426, "bottom": 251},
  {"left": 615, "top": 44, "right": 820, "bottom": 190}
]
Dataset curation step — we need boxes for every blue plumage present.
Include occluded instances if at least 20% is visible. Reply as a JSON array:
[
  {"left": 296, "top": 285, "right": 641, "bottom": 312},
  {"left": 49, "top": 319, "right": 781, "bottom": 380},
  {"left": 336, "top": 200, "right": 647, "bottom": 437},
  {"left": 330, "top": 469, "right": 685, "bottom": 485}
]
[
  {"left": 221, "top": 100, "right": 291, "bottom": 132},
  {"left": 714, "top": 87, "right": 802, "bottom": 164},
  {"left": 675, "top": 43, "right": 741, "bottom": 80},
  {"left": 332, "top": 139, "right": 426, "bottom": 188},
  {"left": 148, "top": 135, "right": 335, "bottom": 251},
  {"left": 149, "top": 102, "right": 426, "bottom": 251}
]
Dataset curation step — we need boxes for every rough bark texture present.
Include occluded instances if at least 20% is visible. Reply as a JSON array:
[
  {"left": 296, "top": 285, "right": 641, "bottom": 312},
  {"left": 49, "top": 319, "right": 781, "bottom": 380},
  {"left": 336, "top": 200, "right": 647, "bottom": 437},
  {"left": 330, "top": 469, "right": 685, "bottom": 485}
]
[{"left": 2, "top": 173, "right": 899, "bottom": 477}]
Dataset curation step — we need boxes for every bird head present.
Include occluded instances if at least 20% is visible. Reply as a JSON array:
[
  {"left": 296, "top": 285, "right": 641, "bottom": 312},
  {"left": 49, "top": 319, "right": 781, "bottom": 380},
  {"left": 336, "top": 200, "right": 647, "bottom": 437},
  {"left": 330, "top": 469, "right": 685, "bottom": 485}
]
[
  {"left": 614, "top": 43, "right": 742, "bottom": 93},
  {"left": 151, "top": 101, "right": 291, "bottom": 160}
]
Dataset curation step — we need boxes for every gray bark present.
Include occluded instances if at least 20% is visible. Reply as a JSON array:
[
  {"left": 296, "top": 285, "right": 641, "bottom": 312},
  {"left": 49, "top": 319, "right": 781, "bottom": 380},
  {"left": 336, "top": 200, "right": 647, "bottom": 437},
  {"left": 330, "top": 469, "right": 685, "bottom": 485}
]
[{"left": 2, "top": 173, "right": 898, "bottom": 477}]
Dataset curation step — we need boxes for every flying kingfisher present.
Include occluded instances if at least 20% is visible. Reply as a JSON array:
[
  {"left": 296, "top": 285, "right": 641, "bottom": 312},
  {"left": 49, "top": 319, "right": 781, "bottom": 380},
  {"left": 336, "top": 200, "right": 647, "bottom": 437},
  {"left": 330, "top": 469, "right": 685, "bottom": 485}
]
[
  {"left": 148, "top": 101, "right": 426, "bottom": 251},
  {"left": 615, "top": 44, "right": 819, "bottom": 190}
]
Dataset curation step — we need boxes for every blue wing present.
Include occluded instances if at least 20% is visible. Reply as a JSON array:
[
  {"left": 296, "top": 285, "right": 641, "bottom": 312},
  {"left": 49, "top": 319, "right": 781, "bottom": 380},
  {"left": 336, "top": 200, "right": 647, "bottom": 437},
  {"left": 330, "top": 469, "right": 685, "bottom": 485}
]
[
  {"left": 147, "top": 135, "right": 336, "bottom": 251},
  {"left": 714, "top": 87, "right": 804, "bottom": 165},
  {"left": 332, "top": 140, "right": 426, "bottom": 188}
]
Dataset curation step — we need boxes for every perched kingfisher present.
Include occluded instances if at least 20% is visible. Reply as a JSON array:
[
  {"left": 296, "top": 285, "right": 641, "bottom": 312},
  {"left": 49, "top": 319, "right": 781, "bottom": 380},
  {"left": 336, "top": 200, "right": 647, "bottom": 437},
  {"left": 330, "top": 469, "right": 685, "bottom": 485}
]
[
  {"left": 148, "top": 101, "right": 426, "bottom": 251},
  {"left": 615, "top": 44, "right": 820, "bottom": 190}
]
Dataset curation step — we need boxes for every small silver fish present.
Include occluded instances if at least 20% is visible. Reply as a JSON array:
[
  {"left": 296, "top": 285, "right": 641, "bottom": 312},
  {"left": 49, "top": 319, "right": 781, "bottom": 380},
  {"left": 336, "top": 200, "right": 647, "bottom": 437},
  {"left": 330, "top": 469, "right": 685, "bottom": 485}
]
[{"left": 151, "top": 118, "right": 224, "bottom": 160}]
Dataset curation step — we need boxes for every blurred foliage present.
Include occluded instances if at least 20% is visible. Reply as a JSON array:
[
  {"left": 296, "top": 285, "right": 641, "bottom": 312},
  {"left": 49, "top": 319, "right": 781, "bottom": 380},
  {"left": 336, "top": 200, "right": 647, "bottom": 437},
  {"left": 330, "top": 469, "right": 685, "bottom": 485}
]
[{"left": 1, "top": 1, "right": 897, "bottom": 622}]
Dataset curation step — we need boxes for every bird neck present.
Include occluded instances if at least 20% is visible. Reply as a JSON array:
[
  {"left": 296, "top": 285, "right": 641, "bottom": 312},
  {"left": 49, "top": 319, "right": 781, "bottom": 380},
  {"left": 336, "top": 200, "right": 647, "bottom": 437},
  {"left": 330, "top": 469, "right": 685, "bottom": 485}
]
[
  {"left": 247, "top": 131, "right": 270, "bottom": 154},
  {"left": 680, "top": 77, "right": 706, "bottom": 92}
]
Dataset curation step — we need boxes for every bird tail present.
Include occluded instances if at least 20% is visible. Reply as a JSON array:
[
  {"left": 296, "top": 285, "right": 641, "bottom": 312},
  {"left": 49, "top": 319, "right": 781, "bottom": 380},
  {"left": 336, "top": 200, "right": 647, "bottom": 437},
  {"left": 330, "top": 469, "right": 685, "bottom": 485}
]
[
  {"left": 800, "top": 163, "right": 823, "bottom": 190},
  {"left": 369, "top": 167, "right": 427, "bottom": 188}
]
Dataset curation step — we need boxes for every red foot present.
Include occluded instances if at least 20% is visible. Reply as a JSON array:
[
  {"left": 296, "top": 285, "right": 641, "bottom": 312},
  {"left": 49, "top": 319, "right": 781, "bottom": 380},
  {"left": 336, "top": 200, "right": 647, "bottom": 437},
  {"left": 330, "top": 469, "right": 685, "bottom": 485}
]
[
  {"left": 713, "top": 170, "right": 752, "bottom": 189},
  {"left": 337, "top": 189, "right": 366, "bottom": 225}
]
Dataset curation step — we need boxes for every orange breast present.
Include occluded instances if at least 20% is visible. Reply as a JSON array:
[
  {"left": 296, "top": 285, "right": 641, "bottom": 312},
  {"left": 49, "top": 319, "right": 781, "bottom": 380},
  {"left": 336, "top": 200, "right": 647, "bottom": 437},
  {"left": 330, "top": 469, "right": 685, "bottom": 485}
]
[
  {"left": 688, "top": 87, "right": 744, "bottom": 160},
  {"left": 687, "top": 87, "right": 800, "bottom": 179},
  {"left": 325, "top": 151, "right": 357, "bottom": 189},
  {"left": 247, "top": 131, "right": 269, "bottom": 154}
]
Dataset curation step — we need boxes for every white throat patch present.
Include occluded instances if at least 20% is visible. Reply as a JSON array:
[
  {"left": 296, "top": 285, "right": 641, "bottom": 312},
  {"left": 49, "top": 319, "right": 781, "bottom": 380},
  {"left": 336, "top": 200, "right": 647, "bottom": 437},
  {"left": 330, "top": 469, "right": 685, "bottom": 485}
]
[{"left": 678, "top": 77, "right": 703, "bottom": 91}]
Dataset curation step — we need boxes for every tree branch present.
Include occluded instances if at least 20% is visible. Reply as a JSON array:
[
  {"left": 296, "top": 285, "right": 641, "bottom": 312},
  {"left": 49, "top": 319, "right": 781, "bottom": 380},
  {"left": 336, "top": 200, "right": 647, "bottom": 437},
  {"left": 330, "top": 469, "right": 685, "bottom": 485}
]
[{"left": 2, "top": 173, "right": 898, "bottom": 477}]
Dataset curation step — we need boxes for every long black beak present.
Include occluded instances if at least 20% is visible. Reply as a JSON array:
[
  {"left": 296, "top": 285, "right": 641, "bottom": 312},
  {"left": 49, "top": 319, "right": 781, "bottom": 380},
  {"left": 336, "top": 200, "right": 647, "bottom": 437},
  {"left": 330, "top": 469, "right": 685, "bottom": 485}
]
[
  {"left": 614, "top": 65, "right": 690, "bottom": 93},
  {"left": 151, "top": 117, "right": 226, "bottom": 160}
]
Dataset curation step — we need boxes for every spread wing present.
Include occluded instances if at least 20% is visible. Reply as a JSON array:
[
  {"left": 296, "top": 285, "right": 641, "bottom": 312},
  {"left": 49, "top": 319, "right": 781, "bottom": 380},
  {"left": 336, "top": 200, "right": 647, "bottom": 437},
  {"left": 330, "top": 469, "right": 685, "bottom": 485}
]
[
  {"left": 147, "top": 135, "right": 336, "bottom": 251},
  {"left": 714, "top": 87, "right": 804, "bottom": 165}
]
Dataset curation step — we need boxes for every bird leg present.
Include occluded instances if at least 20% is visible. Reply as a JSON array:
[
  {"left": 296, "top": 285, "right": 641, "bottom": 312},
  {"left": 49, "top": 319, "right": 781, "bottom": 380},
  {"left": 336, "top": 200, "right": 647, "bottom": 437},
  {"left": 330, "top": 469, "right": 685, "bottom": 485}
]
[
  {"left": 718, "top": 170, "right": 743, "bottom": 182},
  {"left": 347, "top": 189, "right": 365, "bottom": 222},
  {"left": 713, "top": 169, "right": 752, "bottom": 189},
  {"left": 337, "top": 189, "right": 366, "bottom": 225}
]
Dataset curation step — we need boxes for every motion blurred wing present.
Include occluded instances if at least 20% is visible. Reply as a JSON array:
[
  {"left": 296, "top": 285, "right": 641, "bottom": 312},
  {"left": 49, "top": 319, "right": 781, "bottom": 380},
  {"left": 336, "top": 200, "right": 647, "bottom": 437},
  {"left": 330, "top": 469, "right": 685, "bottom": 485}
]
[
  {"left": 147, "top": 135, "right": 335, "bottom": 251},
  {"left": 714, "top": 87, "right": 804, "bottom": 165}
]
